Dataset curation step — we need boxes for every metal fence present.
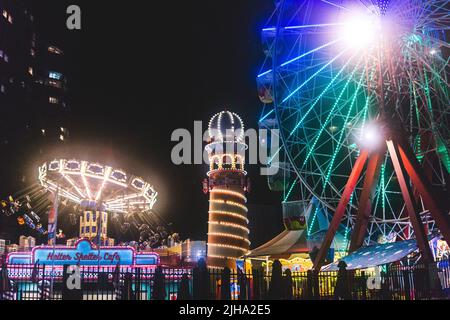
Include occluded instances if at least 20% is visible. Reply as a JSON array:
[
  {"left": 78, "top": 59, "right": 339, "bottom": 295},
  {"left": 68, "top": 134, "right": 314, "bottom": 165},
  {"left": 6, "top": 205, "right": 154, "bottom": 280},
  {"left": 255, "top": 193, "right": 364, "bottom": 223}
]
[{"left": 1, "top": 259, "right": 450, "bottom": 300}]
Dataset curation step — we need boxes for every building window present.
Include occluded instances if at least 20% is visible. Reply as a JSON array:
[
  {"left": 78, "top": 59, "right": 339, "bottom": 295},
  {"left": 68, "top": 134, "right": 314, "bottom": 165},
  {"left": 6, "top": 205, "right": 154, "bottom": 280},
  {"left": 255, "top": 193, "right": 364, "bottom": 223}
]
[
  {"left": 48, "top": 80, "right": 62, "bottom": 88},
  {"left": 85, "top": 227, "right": 90, "bottom": 233},
  {"left": 30, "top": 48, "right": 35, "bottom": 57},
  {"left": 48, "top": 46, "right": 63, "bottom": 55},
  {"left": 2, "top": 10, "right": 12, "bottom": 23},
  {"left": 92, "top": 226, "right": 97, "bottom": 233},
  {"left": 49, "top": 97, "right": 59, "bottom": 104},
  {"left": 28, "top": 67, "right": 33, "bottom": 76},
  {"left": 49, "top": 71, "right": 62, "bottom": 80},
  {"left": 4, "top": 54, "right": 8, "bottom": 63},
  {"left": 81, "top": 227, "right": 85, "bottom": 234},
  {"left": 0, "top": 85, "right": 5, "bottom": 93}
]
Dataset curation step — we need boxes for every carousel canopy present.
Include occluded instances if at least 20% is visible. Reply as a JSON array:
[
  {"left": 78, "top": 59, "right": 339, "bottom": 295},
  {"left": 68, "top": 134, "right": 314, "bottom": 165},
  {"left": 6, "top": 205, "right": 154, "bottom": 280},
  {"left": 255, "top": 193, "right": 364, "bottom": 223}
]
[{"left": 245, "top": 229, "right": 309, "bottom": 258}]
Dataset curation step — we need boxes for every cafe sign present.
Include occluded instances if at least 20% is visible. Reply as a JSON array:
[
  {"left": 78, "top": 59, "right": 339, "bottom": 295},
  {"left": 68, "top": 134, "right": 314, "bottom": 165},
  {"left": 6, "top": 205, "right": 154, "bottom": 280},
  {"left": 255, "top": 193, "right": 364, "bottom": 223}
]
[{"left": 7, "top": 239, "right": 159, "bottom": 266}]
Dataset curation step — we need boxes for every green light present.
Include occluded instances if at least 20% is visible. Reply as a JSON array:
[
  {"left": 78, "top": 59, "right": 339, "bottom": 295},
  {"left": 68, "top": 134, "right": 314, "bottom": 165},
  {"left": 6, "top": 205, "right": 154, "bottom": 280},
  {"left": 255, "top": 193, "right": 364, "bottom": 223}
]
[
  {"left": 282, "top": 49, "right": 348, "bottom": 103},
  {"left": 342, "top": 191, "right": 354, "bottom": 251},
  {"left": 268, "top": 53, "right": 357, "bottom": 167},
  {"left": 283, "top": 178, "right": 298, "bottom": 202},
  {"left": 307, "top": 206, "right": 320, "bottom": 236},
  {"left": 437, "top": 137, "right": 450, "bottom": 173},
  {"left": 288, "top": 53, "right": 357, "bottom": 139},
  {"left": 414, "top": 135, "right": 424, "bottom": 162},
  {"left": 423, "top": 66, "right": 434, "bottom": 117},
  {"left": 302, "top": 60, "right": 362, "bottom": 169},
  {"left": 323, "top": 69, "right": 366, "bottom": 188}
]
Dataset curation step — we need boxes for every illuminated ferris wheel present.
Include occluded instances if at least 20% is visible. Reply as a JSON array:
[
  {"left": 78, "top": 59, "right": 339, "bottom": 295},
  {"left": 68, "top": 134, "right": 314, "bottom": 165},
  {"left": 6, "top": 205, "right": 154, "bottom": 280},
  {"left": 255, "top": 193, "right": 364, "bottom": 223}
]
[{"left": 258, "top": 0, "right": 450, "bottom": 248}]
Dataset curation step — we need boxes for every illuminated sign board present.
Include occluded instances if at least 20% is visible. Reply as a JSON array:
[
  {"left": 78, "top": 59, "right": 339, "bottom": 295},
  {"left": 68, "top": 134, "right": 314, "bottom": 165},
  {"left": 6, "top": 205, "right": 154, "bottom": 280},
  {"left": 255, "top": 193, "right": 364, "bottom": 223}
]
[{"left": 7, "top": 239, "right": 159, "bottom": 266}]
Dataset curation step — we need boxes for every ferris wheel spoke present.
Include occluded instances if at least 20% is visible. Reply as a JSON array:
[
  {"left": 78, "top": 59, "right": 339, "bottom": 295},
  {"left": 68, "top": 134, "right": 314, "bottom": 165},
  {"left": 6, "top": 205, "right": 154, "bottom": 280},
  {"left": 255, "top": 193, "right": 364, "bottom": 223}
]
[
  {"left": 300, "top": 59, "right": 363, "bottom": 170},
  {"left": 320, "top": 0, "right": 352, "bottom": 12},
  {"left": 286, "top": 54, "right": 357, "bottom": 139},
  {"left": 282, "top": 49, "right": 349, "bottom": 103},
  {"left": 408, "top": 48, "right": 450, "bottom": 88},
  {"left": 417, "top": 1, "right": 450, "bottom": 29},
  {"left": 281, "top": 38, "right": 343, "bottom": 68},
  {"left": 323, "top": 71, "right": 368, "bottom": 187}
]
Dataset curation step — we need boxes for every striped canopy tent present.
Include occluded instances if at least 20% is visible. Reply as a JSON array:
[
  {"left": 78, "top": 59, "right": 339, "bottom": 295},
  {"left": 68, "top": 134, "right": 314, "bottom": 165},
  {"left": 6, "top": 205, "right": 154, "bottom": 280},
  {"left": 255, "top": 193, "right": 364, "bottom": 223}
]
[{"left": 246, "top": 228, "right": 309, "bottom": 259}]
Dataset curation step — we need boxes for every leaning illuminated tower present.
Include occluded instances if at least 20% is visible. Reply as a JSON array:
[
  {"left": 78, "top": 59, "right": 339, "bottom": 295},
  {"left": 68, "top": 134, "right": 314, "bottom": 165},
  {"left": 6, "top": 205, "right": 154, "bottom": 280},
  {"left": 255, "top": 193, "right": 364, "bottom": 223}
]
[{"left": 203, "top": 110, "right": 251, "bottom": 269}]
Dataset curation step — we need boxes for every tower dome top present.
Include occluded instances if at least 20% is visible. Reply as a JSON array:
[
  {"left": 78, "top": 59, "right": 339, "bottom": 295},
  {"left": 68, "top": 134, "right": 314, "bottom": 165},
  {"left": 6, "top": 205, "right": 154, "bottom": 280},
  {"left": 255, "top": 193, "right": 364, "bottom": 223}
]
[{"left": 208, "top": 110, "right": 245, "bottom": 143}]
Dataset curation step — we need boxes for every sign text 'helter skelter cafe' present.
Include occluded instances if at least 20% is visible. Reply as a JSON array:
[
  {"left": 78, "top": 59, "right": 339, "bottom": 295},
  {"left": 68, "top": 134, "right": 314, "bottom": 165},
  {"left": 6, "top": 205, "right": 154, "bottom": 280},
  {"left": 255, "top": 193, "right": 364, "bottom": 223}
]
[{"left": 7, "top": 239, "right": 159, "bottom": 266}]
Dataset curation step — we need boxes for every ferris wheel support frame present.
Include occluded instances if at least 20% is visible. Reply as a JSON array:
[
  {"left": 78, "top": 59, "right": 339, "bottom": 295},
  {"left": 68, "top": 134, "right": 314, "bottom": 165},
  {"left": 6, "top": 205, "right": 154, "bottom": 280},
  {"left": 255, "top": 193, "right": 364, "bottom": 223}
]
[
  {"left": 313, "top": 124, "right": 450, "bottom": 270},
  {"left": 349, "top": 146, "right": 385, "bottom": 253}
]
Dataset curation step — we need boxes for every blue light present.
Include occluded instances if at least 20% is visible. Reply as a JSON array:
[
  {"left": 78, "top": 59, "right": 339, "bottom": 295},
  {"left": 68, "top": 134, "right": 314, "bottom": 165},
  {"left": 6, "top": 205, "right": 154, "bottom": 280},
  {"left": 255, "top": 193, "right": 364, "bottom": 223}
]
[
  {"left": 257, "top": 37, "right": 342, "bottom": 79},
  {"left": 285, "top": 23, "right": 343, "bottom": 30},
  {"left": 282, "top": 49, "right": 347, "bottom": 103},
  {"left": 257, "top": 69, "right": 272, "bottom": 78},
  {"left": 263, "top": 23, "right": 343, "bottom": 32},
  {"left": 259, "top": 109, "right": 274, "bottom": 123},
  {"left": 280, "top": 39, "right": 340, "bottom": 67},
  {"left": 321, "top": 0, "right": 351, "bottom": 11},
  {"left": 49, "top": 71, "right": 62, "bottom": 80}
]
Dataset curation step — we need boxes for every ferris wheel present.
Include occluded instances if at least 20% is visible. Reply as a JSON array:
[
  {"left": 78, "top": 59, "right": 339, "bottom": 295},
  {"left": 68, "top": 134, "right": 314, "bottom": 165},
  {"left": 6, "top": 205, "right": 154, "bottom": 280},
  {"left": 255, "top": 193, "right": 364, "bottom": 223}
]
[{"left": 257, "top": 0, "right": 450, "bottom": 250}]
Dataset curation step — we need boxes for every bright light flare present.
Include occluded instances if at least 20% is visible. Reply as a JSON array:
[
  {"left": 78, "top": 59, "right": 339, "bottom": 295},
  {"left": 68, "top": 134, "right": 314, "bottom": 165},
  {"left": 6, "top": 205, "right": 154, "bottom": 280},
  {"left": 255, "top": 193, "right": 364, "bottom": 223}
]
[
  {"left": 358, "top": 123, "right": 383, "bottom": 150},
  {"left": 341, "top": 11, "right": 381, "bottom": 49}
]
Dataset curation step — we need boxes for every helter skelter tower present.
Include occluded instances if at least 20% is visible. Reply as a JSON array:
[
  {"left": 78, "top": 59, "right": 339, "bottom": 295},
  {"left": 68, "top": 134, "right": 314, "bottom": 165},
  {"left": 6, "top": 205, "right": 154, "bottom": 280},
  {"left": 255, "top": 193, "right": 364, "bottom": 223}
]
[{"left": 203, "top": 111, "right": 251, "bottom": 269}]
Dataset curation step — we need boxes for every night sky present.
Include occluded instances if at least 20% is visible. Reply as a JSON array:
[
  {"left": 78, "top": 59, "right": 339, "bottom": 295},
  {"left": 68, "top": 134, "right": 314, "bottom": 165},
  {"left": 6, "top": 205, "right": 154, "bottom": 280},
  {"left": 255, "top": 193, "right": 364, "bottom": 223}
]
[{"left": 11, "top": 1, "right": 284, "bottom": 245}]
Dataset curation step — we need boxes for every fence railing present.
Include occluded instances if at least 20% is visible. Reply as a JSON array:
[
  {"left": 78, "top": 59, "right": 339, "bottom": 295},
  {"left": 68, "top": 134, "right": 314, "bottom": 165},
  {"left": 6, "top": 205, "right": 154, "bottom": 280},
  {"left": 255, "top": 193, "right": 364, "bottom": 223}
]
[{"left": 1, "top": 259, "right": 450, "bottom": 300}]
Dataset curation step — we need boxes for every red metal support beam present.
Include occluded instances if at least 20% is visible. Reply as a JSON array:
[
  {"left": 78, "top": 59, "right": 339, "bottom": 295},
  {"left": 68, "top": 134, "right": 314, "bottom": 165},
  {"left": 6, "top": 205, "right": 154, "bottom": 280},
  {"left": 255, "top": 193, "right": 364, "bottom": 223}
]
[
  {"left": 349, "top": 148, "right": 385, "bottom": 253},
  {"left": 397, "top": 142, "right": 450, "bottom": 244},
  {"left": 387, "top": 140, "right": 434, "bottom": 262},
  {"left": 313, "top": 150, "right": 369, "bottom": 270}
]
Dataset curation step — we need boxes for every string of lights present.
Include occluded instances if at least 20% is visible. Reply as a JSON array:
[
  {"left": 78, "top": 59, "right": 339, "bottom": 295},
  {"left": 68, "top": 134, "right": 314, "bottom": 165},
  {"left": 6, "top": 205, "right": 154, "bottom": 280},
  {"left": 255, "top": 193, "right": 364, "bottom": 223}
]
[{"left": 208, "top": 210, "right": 249, "bottom": 223}]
